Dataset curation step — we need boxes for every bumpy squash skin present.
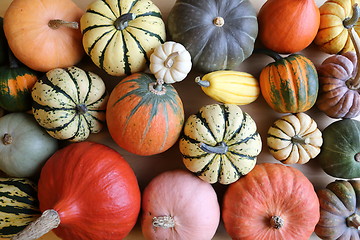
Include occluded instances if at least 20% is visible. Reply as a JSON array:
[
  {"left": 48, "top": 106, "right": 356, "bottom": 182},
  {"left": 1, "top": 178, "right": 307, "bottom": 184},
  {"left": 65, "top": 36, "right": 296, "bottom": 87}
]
[
  {"left": 260, "top": 54, "right": 319, "bottom": 113},
  {"left": 317, "top": 119, "right": 360, "bottom": 179},
  {"left": 0, "top": 178, "right": 40, "bottom": 238},
  {"left": 106, "top": 73, "right": 184, "bottom": 156},
  {"left": 316, "top": 180, "right": 360, "bottom": 239}
]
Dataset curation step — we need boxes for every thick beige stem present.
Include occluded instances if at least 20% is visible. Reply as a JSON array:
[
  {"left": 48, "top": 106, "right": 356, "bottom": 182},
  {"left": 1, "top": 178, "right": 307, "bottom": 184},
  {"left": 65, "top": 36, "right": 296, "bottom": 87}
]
[
  {"left": 164, "top": 52, "right": 180, "bottom": 68},
  {"left": 12, "top": 209, "right": 61, "bottom": 240},
  {"left": 213, "top": 17, "right": 224, "bottom": 27},
  {"left": 48, "top": 19, "right": 79, "bottom": 29},
  {"left": 152, "top": 216, "right": 175, "bottom": 229}
]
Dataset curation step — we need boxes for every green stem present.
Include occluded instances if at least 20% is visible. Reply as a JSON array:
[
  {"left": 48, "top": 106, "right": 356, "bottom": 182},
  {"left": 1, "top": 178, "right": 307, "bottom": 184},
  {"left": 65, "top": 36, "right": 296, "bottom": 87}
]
[
  {"left": 343, "top": 4, "right": 360, "bottom": 29},
  {"left": 291, "top": 135, "right": 310, "bottom": 145},
  {"left": 149, "top": 78, "right": 166, "bottom": 95},
  {"left": 114, "top": 13, "right": 136, "bottom": 30},
  {"left": 253, "top": 48, "right": 283, "bottom": 61},
  {"left": 346, "top": 28, "right": 360, "bottom": 90},
  {"left": 199, "top": 142, "right": 228, "bottom": 154},
  {"left": 195, "top": 76, "right": 210, "bottom": 87}
]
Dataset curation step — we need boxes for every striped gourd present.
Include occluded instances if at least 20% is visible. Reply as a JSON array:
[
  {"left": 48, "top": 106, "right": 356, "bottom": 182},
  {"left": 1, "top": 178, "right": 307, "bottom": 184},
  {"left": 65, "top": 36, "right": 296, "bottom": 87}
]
[
  {"left": 31, "top": 66, "right": 108, "bottom": 142},
  {"left": 0, "top": 178, "right": 40, "bottom": 238},
  {"left": 267, "top": 113, "right": 323, "bottom": 164},
  {"left": 259, "top": 51, "right": 319, "bottom": 113},
  {"left": 80, "top": 0, "right": 166, "bottom": 76},
  {"left": 195, "top": 70, "right": 260, "bottom": 105},
  {"left": 179, "top": 104, "right": 262, "bottom": 185}
]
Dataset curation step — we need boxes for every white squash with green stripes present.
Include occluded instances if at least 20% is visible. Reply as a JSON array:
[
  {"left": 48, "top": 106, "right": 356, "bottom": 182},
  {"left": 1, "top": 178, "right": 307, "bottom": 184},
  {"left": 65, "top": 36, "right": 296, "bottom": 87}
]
[
  {"left": 179, "top": 104, "right": 262, "bottom": 185},
  {"left": 0, "top": 178, "right": 40, "bottom": 238},
  {"left": 80, "top": 0, "right": 166, "bottom": 76},
  {"left": 31, "top": 66, "right": 108, "bottom": 142}
]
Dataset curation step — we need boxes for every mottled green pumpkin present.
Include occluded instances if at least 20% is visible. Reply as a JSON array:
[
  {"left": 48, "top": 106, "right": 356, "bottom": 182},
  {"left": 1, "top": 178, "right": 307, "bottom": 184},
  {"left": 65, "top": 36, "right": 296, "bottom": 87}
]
[
  {"left": 315, "top": 180, "right": 360, "bottom": 239},
  {"left": 318, "top": 119, "right": 360, "bottom": 179}
]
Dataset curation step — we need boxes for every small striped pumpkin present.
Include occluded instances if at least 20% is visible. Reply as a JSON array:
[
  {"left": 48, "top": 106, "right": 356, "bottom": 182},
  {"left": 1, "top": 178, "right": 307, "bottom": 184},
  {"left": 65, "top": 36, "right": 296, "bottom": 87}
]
[
  {"left": 259, "top": 51, "right": 319, "bottom": 113},
  {"left": 179, "top": 104, "right": 262, "bottom": 185},
  {"left": 106, "top": 73, "right": 184, "bottom": 156},
  {"left": 0, "top": 178, "right": 40, "bottom": 238},
  {"left": 31, "top": 66, "right": 108, "bottom": 142},
  {"left": 80, "top": 0, "right": 166, "bottom": 76}
]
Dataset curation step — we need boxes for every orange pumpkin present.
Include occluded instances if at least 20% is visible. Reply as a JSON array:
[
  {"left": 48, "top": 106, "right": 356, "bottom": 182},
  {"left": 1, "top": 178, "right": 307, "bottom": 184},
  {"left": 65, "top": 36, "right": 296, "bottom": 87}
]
[
  {"left": 222, "top": 163, "right": 320, "bottom": 240},
  {"left": 3, "top": 0, "right": 84, "bottom": 72},
  {"left": 257, "top": 0, "right": 320, "bottom": 53},
  {"left": 106, "top": 73, "right": 184, "bottom": 156}
]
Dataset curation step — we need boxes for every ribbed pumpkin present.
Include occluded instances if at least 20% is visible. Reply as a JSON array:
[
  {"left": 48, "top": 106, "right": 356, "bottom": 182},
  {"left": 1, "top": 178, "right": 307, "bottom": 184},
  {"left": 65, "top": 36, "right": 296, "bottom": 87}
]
[
  {"left": 167, "top": 0, "right": 258, "bottom": 73},
  {"left": 315, "top": 1, "right": 360, "bottom": 54},
  {"left": 267, "top": 113, "right": 323, "bottom": 164},
  {"left": 0, "top": 178, "right": 40, "bottom": 238},
  {"left": 195, "top": 70, "right": 260, "bottom": 105},
  {"left": 222, "top": 163, "right": 320, "bottom": 240},
  {"left": 315, "top": 180, "right": 360, "bottom": 239},
  {"left": 259, "top": 50, "right": 319, "bottom": 113},
  {"left": 317, "top": 119, "right": 360, "bottom": 179},
  {"left": 317, "top": 28, "right": 360, "bottom": 119},
  {"left": 106, "top": 73, "right": 184, "bottom": 156},
  {"left": 31, "top": 66, "right": 108, "bottom": 142},
  {"left": 80, "top": 0, "right": 166, "bottom": 76},
  {"left": 0, "top": 52, "right": 38, "bottom": 112},
  {"left": 179, "top": 104, "right": 262, "bottom": 185}
]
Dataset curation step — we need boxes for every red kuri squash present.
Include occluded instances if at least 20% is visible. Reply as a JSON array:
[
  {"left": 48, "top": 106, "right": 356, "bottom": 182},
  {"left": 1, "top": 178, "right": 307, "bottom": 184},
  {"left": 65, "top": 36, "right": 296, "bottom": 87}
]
[
  {"left": 106, "top": 73, "right": 184, "bottom": 156},
  {"left": 12, "top": 141, "right": 141, "bottom": 240},
  {"left": 222, "top": 163, "right": 320, "bottom": 240}
]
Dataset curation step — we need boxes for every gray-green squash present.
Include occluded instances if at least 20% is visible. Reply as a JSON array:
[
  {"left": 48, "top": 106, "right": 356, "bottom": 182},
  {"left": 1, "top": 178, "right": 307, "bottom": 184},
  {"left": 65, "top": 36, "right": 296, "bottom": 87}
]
[{"left": 167, "top": 0, "right": 258, "bottom": 73}]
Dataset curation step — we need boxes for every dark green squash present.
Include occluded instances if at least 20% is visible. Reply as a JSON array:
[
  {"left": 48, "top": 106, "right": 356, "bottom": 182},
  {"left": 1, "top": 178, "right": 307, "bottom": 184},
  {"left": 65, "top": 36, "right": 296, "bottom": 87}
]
[
  {"left": 167, "top": 0, "right": 258, "bottom": 73},
  {"left": 317, "top": 119, "right": 360, "bottom": 179},
  {"left": 315, "top": 180, "right": 360, "bottom": 239},
  {"left": 0, "top": 178, "right": 40, "bottom": 238}
]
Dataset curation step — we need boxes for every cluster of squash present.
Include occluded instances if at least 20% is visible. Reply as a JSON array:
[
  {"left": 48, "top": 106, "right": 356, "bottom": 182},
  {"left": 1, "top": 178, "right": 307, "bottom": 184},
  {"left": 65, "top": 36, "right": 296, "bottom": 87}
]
[{"left": 0, "top": 0, "right": 360, "bottom": 239}]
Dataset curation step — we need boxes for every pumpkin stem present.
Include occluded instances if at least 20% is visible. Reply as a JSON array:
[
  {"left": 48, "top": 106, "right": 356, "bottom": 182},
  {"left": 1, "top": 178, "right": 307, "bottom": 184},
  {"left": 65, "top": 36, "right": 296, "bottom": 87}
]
[
  {"left": 253, "top": 48, "right": 283, "bottom": 61},
  {"left": 48, "top": 20, "right": 79, "bottom": 30},
  {"left": 152, "top": 216, "right": 175, "bottom": 229},
  {"left": 149, "top": 78, "right": 166, "bottom": 95},
  {"left": 195, "top": 76, "right": 210, "bottom": 87},
  {"left": 114, "top": 13, "right": 136, "bottom": 31},
  {"left": 11, "top": 209, "right": 60, "bottom": 240},
  {"left": 291, "top": 135, "right": 310, "bottom": 145},
  {"left": 346, "top": 28, "right": 360, "bottom": 89},
  {"left": 343, "top": 4, "right": 360, "bottom": 29},
  {"left": 270, "top": 215, "right": 284, "bottom": 229},
  {"left": 199, "top": 142, "right": 228, "bottom": 154},
  {"left": 346, "top": 213, "right": 360, "bottom": 229},
  {"left": 355, "top": 153, "right": 360, "bottom": 162},
  {"left": 2, "top": 133, "right": 13, "bottom": 145},
  {"left": 164, "top": 52, "right": 180, "bottom": 68},
  {"left": 213, "top": 16, "right": 225, "bottom": 27},
  {"left": 76, "top": 104, "right": 88, "bottom": 115}
]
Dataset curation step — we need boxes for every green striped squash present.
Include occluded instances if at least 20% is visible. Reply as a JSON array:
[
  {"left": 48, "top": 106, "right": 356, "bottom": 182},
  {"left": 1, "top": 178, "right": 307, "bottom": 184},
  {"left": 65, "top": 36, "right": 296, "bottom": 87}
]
[
  {"left": 0, "top": 178, "right": 40, "bottom": 238},
  {"left": 31, "top": 66, "right": 109, "bottom": 142},
  {"left": 80, "top": 0, "right": 166, "bottom": 76},
  {"left": 259, "top": 52, "right": 319, "bottom": 113},
  {"left": 179, "top": 104, "right": 262, "bottom": 185}
]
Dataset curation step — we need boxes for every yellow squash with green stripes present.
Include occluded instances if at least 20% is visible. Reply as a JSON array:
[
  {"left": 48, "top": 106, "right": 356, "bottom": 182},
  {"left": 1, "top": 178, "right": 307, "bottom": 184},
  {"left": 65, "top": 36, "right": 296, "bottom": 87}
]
[
  {"left": 195, "top": 70, "right": 260, "bottom": 105},
  {"left": 0, "top": 178, "right": 40, "bottom": 238}
]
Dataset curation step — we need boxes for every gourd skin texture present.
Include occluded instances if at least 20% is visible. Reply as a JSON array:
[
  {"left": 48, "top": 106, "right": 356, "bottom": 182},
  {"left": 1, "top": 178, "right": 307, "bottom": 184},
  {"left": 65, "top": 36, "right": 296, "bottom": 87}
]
[
  {"left": 106, "top": 73, "right": 184, "bottom": 156},
  {"left": 167, "top": 0, "right": 258, "bottom": 73},
  {"left": 315, "top": 180, "right": 360, "bottom": 239},
  {"left": 3, "top": 0, "right": 84, "bottom": 72},
  {"left": 0, "top": 113, "right": 58, "bottom": 177},
  {"left": 0, "top": 178, "right": 40, "bottom": 238},
  {"left": 260, "top": 54, "right": 319, "bottom": 113},
  {"left": 317, "top": 119, "right": 360, "bottom": 179},
  {"left": 180, "top": 104, "right": 262, "bottom": 184},
  {"left": 31, "top": 66, "right": 108, "bottom": 142},
  {"left": 141, "top": 170, "right": 220, "bottom": 240},
  {"left": 80, "top": 0, "right": 166, "bottom": 76},
  {"left": 222, "top": 163, "right": 320, "bottom": 240},
  {"left": 38, "top": 142, "right": 141, "bottom": 240},
  {"left": 258, "top": 0, "right": 320, "bottom": 53},
  {"left": 315, "top": 0, "right": 360, "bottom": 54}
]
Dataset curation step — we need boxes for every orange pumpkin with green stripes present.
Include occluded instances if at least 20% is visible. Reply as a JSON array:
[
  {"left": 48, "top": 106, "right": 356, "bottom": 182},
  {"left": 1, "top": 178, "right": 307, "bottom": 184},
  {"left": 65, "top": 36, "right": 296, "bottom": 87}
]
[
  {"left": 259, "top": 51, "right": 319, "bottom": 113},
  {"left": 106, "top": 73, "right": 184, "bottom": 156}
]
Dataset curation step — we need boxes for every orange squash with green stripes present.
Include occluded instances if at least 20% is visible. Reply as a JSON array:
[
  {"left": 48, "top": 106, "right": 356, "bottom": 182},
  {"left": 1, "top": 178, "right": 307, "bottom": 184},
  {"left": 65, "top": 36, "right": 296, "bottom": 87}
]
[
  {"left": 259, "top": 51, "right": 319, "bottom": 113},
  {"left": 106, "top": 73, "right": 184, "bottom": 156}
]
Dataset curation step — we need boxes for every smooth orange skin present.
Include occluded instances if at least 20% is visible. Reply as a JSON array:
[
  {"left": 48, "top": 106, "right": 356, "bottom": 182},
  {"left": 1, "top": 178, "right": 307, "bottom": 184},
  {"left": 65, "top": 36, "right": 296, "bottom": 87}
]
[
  {"left": 3, "top": 0, "right": 84, "bottom": 72},
  {"left": 257, "top": 0, "right": 320, "bottom": 54}
]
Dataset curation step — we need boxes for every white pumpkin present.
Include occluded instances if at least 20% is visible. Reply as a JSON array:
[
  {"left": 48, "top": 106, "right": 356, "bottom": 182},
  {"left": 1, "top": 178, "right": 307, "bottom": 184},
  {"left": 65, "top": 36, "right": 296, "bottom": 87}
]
[{"left": 149, "top": 41, "right": 192, "bottom": 84}]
